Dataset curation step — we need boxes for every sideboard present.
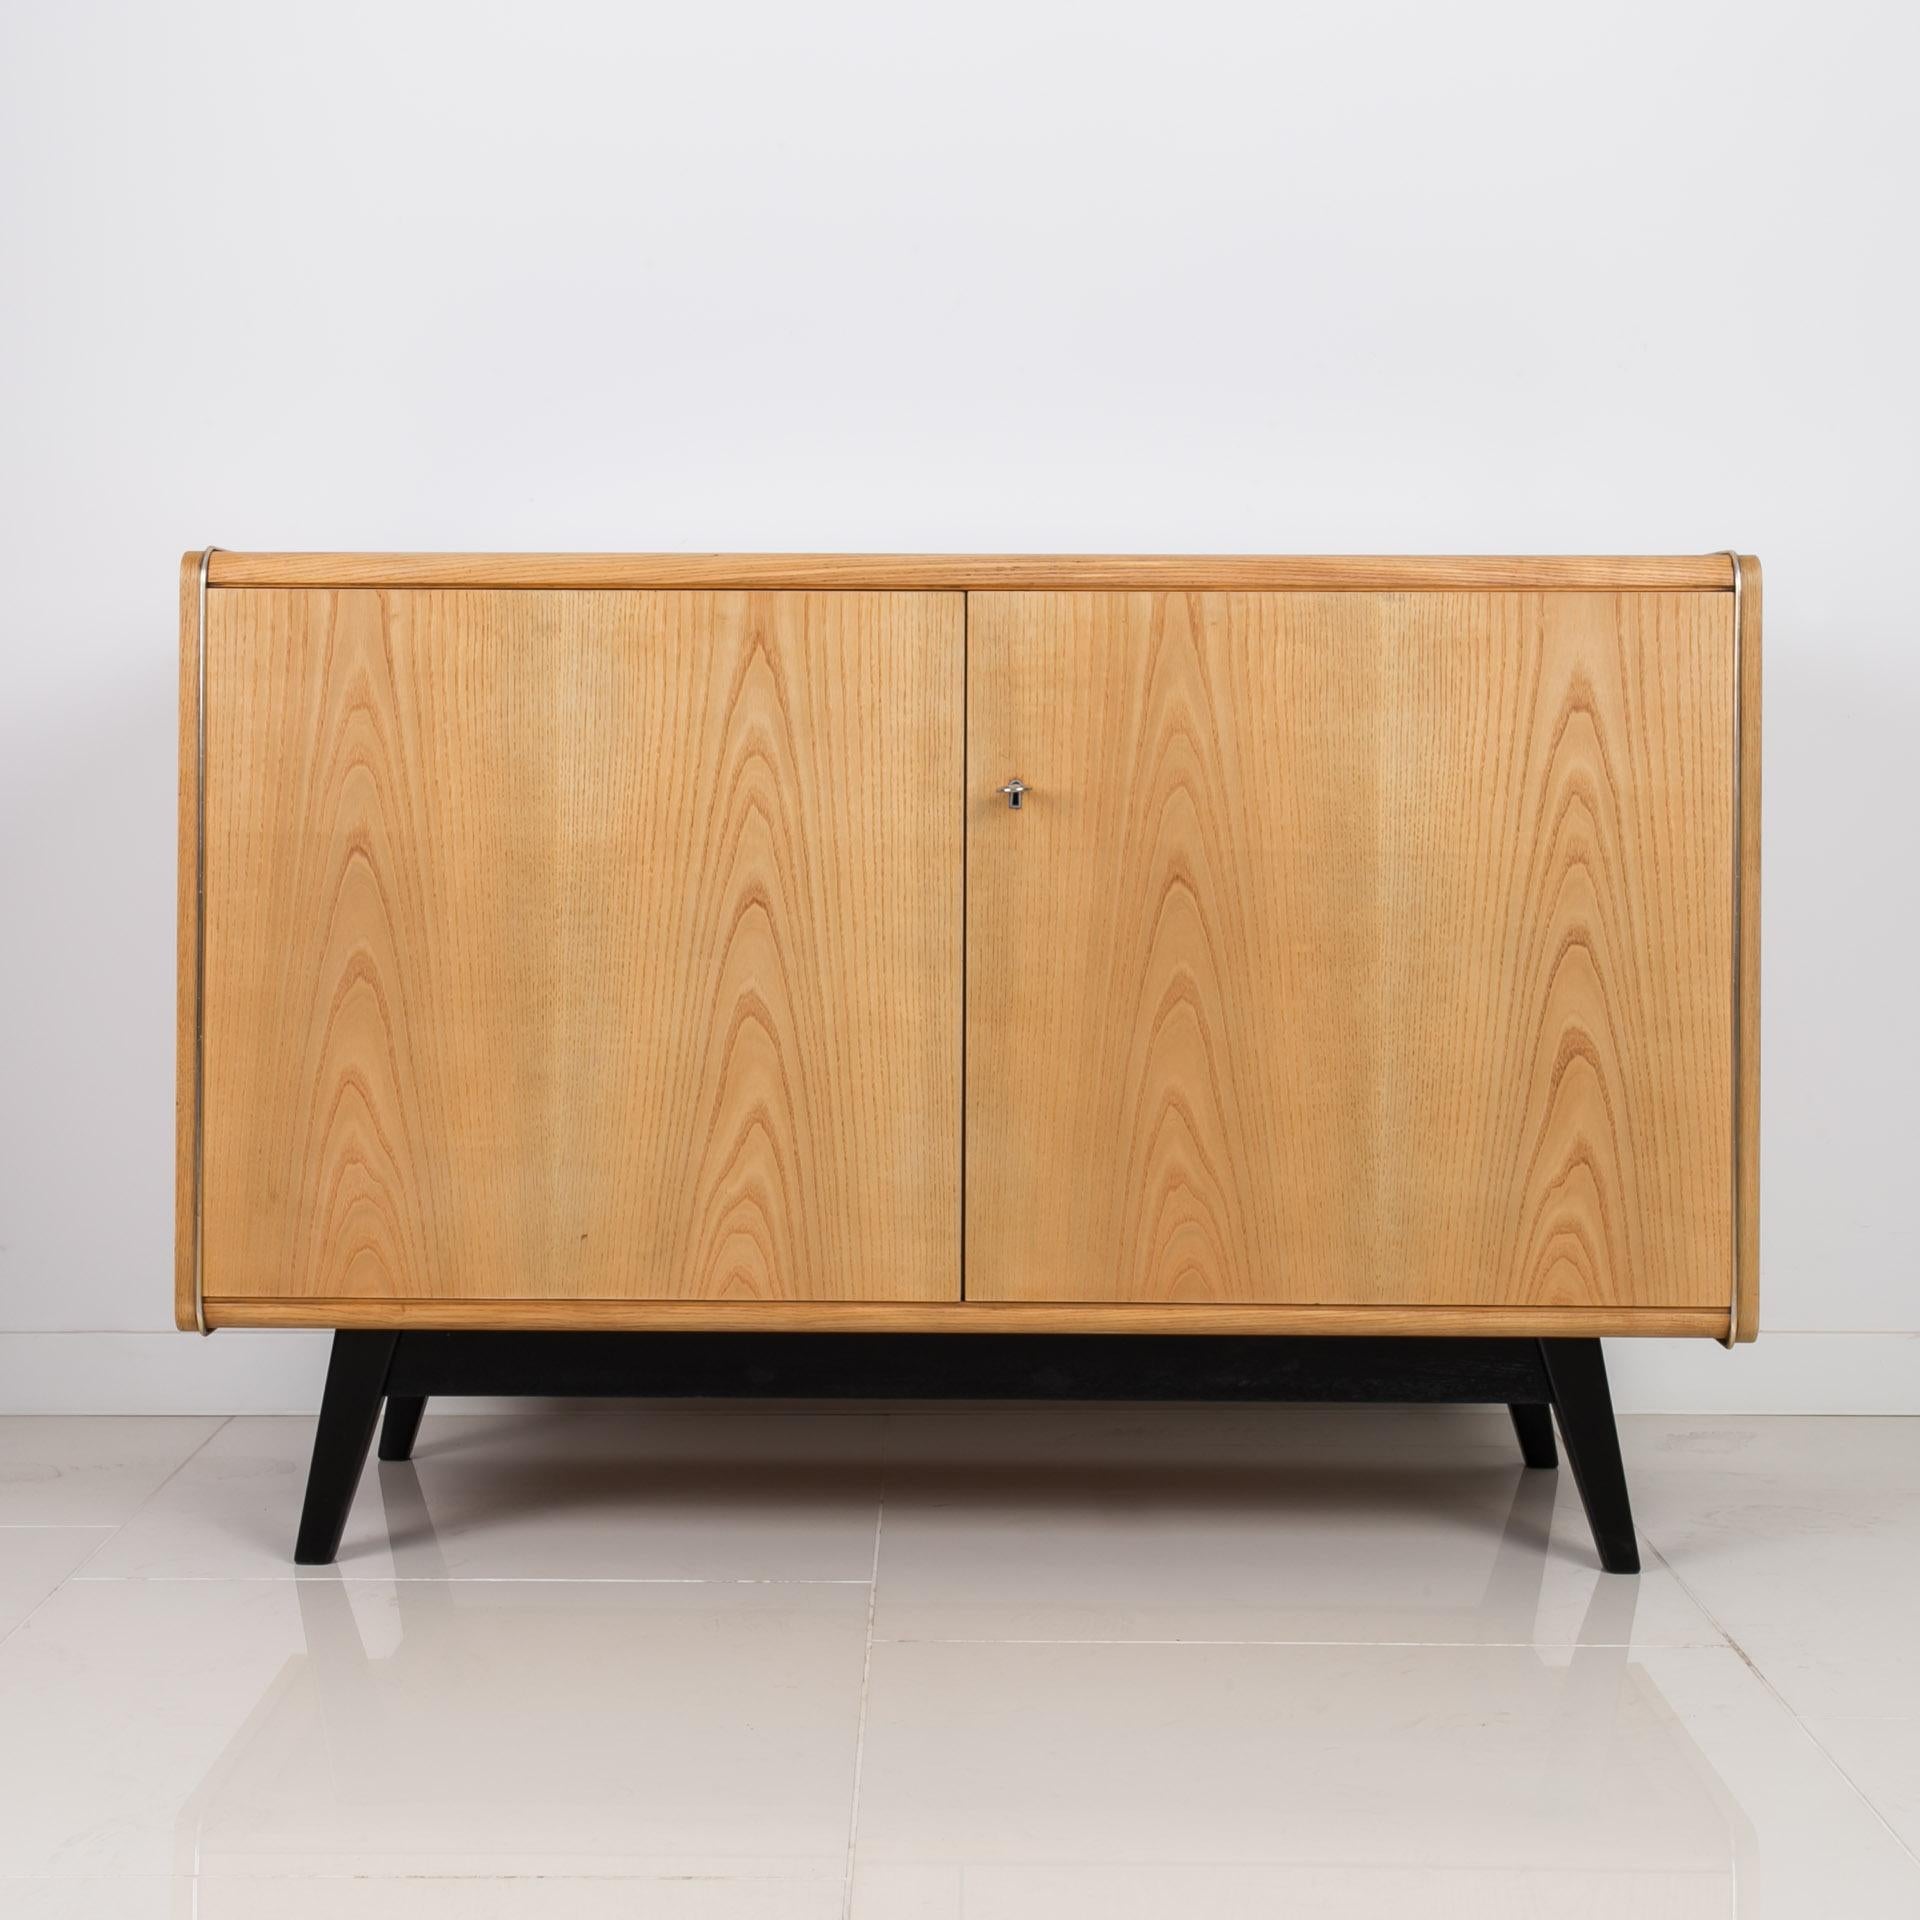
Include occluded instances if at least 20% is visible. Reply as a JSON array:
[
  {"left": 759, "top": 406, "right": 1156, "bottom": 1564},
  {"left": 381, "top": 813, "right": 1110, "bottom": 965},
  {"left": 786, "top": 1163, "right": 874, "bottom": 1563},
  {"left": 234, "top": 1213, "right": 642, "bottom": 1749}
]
[{"left": 178, "top": 552, "right": 1761, "bottom": 1571}]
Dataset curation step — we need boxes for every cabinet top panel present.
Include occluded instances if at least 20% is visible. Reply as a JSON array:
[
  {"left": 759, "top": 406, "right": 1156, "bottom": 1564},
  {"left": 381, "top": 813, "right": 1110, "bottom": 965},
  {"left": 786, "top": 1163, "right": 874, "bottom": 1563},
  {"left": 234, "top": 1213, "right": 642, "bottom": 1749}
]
[{"left": 198, "top": 553, "right": 1742, "bottom": 592}]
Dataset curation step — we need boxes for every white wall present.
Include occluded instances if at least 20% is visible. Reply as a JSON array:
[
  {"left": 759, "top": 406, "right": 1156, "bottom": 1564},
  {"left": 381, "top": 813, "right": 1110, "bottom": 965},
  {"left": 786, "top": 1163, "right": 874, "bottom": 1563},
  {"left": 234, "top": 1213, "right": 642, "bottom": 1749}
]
[{"left": 2, "top": 0, "right": 1916, "bottom": 1413}]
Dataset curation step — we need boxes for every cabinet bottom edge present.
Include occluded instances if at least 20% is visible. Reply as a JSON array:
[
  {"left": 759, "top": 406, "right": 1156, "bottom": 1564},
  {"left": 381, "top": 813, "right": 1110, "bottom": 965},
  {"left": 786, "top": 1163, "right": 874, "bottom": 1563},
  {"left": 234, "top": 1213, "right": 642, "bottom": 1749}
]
[{"left": 196, "top": 1298, "right": 1732, "bottom": 1339}]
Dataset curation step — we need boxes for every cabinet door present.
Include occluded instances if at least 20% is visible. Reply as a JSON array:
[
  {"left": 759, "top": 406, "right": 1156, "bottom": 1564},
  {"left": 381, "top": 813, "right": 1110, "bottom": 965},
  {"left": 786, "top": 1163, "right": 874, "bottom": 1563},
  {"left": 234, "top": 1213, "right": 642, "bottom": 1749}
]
[
  {"left": 201, "top": 589, "right": 961, "bottom": 1308},
  {"left": 966, "top": 590, "right": 1734, "bottom": 1310}
]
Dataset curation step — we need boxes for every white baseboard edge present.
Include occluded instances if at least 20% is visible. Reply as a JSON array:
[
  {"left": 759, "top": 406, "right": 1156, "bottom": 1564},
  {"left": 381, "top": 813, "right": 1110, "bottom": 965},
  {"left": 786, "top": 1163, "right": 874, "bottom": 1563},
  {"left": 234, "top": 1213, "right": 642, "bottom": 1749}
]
[
  {"left": 0, "top": 1328, "right": 1916, "bottom": 1417},
  {"left": 0, "top": 1330, "right": 337, "bottom": 1415},
  {"left": 1602, "top": 1329, "right": 1920, "bottom": 1415}
]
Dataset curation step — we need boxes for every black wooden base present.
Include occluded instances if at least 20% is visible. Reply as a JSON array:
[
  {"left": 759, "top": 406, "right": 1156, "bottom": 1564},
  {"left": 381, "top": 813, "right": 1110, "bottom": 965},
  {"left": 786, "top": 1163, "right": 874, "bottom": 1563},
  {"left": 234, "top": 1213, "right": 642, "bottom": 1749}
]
[{"left": 294, "top": 1331, "right": 1639, "bottom": 1574}]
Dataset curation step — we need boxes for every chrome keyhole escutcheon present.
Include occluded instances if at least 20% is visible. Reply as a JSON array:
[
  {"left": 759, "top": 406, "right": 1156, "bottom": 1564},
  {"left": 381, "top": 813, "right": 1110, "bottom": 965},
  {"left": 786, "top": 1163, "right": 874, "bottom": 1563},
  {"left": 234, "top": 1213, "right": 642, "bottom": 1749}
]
[{"left": 997, "top": 778, "right": 1028, "bottom": 810}]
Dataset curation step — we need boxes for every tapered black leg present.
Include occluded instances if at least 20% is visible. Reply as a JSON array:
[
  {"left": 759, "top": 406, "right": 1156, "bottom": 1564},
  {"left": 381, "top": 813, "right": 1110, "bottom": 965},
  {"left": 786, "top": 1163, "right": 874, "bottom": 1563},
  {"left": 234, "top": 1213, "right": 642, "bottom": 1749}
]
[
  {"left": 295, "top": 1332, "right": 398, "bottom": 1565},
  {"left": 378, "top": 1394, "right": 427, "bottom": 1462},
  {"left": 1539, "top": 1339, "right": 1639, "bottom": 1574},
  {"left": 1508, "top": 1401, "right": 1558, "bottom": 1469}
]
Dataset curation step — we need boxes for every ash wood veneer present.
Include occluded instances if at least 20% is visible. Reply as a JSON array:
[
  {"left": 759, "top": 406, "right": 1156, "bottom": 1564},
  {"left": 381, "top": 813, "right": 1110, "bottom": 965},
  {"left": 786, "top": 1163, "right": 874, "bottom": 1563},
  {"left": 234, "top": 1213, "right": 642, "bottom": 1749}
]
[
  {"left": 180, "top": 554, "right": 1757, "bottom": 1342},
  {"left": 197, "top": 586, "right": 961, "bottom": 1311},
  {"left": 967, "top": 590, "right": 1734, "bottom": 1314}
]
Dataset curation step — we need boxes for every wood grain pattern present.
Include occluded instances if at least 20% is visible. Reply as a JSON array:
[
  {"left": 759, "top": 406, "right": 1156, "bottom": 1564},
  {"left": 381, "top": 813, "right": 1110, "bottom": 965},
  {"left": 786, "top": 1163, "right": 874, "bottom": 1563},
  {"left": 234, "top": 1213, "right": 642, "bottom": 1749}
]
[
  {"left": 174, "top": 552, "right": 201, "bottom": 1329},
  {"left": 1734, "top": 555, "right": 1763, "bottom": 1340},
  {"left": 204, "top": 1296, "right": 1728, "bottom": 1337},
  {"left": 206, "top": 553, "right": 1738, "bottom": 593},
  {"left": 967, "top": 590, "right": 1735, "bottom": 1312},
  {"left": 198, "top": 587, "right": 961, "bottom": 1307}
]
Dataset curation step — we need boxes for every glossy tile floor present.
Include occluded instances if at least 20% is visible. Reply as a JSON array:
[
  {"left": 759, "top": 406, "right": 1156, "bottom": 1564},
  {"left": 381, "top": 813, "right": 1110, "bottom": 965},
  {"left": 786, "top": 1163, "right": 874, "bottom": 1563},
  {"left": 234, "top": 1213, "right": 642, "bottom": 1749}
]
[{"left": 2, "top": 1407, "right": 1918, "bottom": 1915}]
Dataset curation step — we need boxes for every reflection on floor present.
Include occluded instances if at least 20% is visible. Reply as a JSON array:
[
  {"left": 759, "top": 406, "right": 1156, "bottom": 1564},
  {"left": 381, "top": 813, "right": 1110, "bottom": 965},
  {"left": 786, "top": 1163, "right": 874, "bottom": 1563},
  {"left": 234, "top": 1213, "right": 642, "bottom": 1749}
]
[{"left": 0, "top": 1406, "right": 1917, "bottom": 1915}]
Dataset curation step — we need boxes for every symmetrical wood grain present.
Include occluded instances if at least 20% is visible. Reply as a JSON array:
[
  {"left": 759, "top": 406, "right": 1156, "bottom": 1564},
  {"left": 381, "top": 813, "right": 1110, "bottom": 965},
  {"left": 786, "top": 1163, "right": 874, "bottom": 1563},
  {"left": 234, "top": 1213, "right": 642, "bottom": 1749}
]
[
  {"left": 206, "top": 553, "right": 1738, "bottom": 593},
  {"left": 966, "top": 590, "right": 1736, "bottom": 1312},
  {"left": 195, "top": 587, "right": 961, "bottom": 1313}
]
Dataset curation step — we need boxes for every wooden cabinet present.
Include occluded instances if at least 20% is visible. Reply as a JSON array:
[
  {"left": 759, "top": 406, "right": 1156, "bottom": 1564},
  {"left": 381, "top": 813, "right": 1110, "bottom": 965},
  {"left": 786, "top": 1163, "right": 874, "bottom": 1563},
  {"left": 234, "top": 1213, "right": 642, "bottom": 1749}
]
[{"left": 179, "top": 554, "right": 1758, "bottom": 1344}]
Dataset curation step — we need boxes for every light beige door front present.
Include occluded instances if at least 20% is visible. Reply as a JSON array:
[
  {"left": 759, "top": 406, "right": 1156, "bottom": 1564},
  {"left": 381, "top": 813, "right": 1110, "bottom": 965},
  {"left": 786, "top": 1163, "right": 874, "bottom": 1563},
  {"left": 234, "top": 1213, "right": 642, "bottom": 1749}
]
[
  {"left": 965, "top": 589, "right": 1734, "bottom": 1311},
  {"left": 202, "top": 587, "right": 963, "bottom": 1308}
]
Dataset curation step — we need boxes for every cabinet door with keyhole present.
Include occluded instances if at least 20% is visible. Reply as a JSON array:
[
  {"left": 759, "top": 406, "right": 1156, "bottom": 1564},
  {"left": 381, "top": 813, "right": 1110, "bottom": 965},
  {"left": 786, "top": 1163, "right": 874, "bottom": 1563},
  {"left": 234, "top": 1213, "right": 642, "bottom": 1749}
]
[
  {"left": 965, "top": 589, "right": 1735, "bottom": 1313},
  {"left": 200, "top": 587, "right": 962, "bottom": 1311}
]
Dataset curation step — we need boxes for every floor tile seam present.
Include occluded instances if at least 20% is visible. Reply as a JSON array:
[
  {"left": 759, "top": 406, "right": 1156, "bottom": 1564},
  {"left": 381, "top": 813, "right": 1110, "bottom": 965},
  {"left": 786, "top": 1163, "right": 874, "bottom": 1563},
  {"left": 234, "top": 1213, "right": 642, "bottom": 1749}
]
[
  {"left": 0, "top": 1860, "right": 1753, "bottom": 1881},
  {"left": 64, "top": 1573, "right": 879, "bottom": 1586},
  {"left": 0, "top": 1413, "right": 231, "bottom": 1537},
  {"left": 0, "top": 1869, "right": 852, "bottom": 1886},
  {"left": 1640, "top": 1532, "right": 1920, "bottom": 1872},
  {"left": 0, "top": 1419, "right": 233, "bottom": 1651},
  {"left": 846, "top": 1853, "right": 1740, "bottom": 1878},
  {"left": 111, "top": 1415, "right": 233, "bottom": 1532},
  {"left": 863, "top": 1627, "right": 1730, "bottom": 1649}
]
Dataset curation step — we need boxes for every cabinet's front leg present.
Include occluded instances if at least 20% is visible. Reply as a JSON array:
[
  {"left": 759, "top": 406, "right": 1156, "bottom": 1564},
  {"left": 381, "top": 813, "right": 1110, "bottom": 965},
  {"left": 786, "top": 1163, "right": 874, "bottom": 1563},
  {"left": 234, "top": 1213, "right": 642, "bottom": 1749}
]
[
  {"left": 1539, "top": 1339, "right": 1639, "bottom": 1575},
  {"left": 295, "top": 1332, "right": 399, "bottom": 1565}
]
